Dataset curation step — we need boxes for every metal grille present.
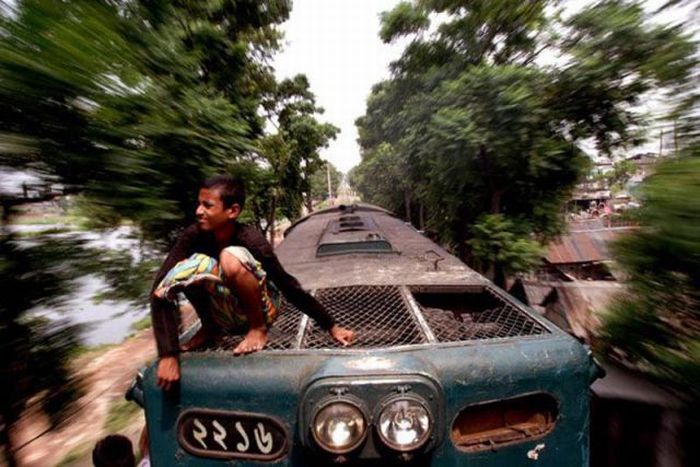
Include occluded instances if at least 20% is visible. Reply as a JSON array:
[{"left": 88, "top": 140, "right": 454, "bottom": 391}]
[
  {"left": 421, "top": 293, "right": 549, "bottom": 343},
  {"left": 213, "top": 298, "right": 303, "bottom": 351},
  {"left": 302, "top": 285, "right": 427, "bottom": 349}
]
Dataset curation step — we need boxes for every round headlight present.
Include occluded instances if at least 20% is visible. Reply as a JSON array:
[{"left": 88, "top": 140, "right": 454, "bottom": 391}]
[
  {"left": 312, "top": 402, "right": 367, "bottom": 453},
  {"left": 378, "top": 398, "right": 431, "bottom": 451}
]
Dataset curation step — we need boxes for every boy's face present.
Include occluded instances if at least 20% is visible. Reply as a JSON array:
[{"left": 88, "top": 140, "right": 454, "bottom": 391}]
[{"left": 196, "top": 188, "right": 240, "bottom": 231}]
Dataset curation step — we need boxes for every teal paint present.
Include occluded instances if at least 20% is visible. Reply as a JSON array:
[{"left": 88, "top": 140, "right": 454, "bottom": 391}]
[{"left": 141, "top": 332, "right": 595, "bottom": 466}]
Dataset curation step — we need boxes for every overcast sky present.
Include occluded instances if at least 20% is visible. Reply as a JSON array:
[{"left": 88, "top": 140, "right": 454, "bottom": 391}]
[{"left": 272, "top": 0, "right": 403, "bottom": 173}]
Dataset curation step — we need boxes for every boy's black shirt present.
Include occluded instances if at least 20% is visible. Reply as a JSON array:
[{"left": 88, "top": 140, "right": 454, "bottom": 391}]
[{"left": 150, "top": 221, "right": 335, "bottom": 357}]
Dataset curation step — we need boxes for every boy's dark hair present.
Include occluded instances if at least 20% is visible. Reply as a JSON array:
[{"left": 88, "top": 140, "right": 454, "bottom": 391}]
[
  {"left": 202, "top": 175, "right": 246, "bottom": 209},
  {"left": 92, "top": 434, "right": 135, "bottom": 467}
]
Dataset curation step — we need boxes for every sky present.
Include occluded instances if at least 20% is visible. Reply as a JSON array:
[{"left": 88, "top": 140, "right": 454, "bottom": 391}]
[{"left": 272, "top": 0, "right": 404, "bottom": 173}]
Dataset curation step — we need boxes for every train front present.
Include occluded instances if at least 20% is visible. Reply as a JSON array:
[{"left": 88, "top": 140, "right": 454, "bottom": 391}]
[{"left": 134, "top": 205, "right": 600, "bottom": 466}]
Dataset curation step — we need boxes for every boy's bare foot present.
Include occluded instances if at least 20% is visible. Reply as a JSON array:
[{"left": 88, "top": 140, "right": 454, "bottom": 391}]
[
  {"left": 233, "top": 327, "right": 268, "bottom": 355},
  {"left": 181, "top": 327, "right": 216, "bottom": 351}
]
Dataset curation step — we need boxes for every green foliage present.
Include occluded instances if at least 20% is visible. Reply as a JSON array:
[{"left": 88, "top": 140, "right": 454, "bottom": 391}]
[
  {"left": 130, "top": 315, "right": 152, "bottom": 332},
  {"left": 602, "top": 152, "right": 700, "bottom": 398},
  {"left": 55, "top": 442, "right": 93, "bottom": 467},
  {"left": 259, "top": 74, "right": 339, "bottom": 219},
  {"left": 469, "top": 214, "right": 544, "bottom": 277},
  {"left": 309, "top": 161, "right": 342, "bottom": 202},
  {"left": 353, "top": 0, "right": 696, "bottom": 279},
  {"left": 89, "top": 252, "right": 161, "bottom": 305},
  {"left": 0, "top": 2, "right": 339, "bottom": 463},
  {"left": 596, "top": 159, "right": 637, "bottom": 193},
  {"left": 0, "top": 0, "right": 297, "bottom": 241},
  {"left": 0, "top": 234, "right": 89, "bottom": 465},
  {"left": 103, "top": 398, "right": 143, "bottom": 433},
  {"left": 379, "top": 1, "right": 429, "bottom": 43},
  {"left": 349, "top": 142, "right": 410, "bottom": 216}
]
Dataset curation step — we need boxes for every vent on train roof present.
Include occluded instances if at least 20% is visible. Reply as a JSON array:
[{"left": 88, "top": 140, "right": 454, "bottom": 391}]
[{"left": 316, "top": 214, "right": 395, "bottom": 256}]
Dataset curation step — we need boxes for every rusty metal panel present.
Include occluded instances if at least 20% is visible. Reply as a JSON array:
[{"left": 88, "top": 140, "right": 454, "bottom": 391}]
[
  {"left": 417, "top": 289, "right": 550, "bottom": 343},
  {"left": 546, "top": 228, "right": 633, "bottom": 265}
]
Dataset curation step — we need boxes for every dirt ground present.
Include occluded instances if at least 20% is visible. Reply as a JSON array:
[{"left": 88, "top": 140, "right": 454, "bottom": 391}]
[{"left": 12, "top": 328, "right": 157, "bottom": 467}]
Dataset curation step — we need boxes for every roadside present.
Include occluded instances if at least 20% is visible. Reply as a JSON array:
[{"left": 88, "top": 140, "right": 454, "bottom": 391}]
[{"left": 13, "top": 327, "right": 156, "bottom": 467}]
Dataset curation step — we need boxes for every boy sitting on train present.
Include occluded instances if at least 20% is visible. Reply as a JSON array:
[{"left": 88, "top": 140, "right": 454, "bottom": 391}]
[{"left": 151, "top": 175, "right": 355, "bottom": 390}]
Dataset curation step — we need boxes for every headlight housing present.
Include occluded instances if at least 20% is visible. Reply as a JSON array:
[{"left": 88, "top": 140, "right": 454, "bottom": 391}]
[
  {"left": 377, "top": 398, "right": 431, "bottom": 452},
  {"left": 312, "top": 401, "right": 367, "bottom": 454}
]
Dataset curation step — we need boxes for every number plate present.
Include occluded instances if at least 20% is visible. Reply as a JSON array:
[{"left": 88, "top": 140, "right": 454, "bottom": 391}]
[{"left": 177, "top": 408, "right": 288, "bottom": 461}]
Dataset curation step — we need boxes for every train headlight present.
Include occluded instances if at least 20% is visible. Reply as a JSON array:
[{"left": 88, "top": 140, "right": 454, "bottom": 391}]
[
  {"left": 312, "top": 402, "right": 367, "bottom": 453},
  {"left": 377, "top": 398, "right": 431, "bottom": 451}
]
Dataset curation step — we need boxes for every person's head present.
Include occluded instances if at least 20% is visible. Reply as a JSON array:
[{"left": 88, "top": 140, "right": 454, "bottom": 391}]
[
  {"left": 196, "top": 175, "right": 246, "bottom": 232},
  {"left": 92, "top": 434, "right": 135, "bottom": 467}
]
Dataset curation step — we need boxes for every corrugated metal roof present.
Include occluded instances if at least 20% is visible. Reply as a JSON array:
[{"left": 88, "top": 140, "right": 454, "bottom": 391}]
[
  {"left": 546, "top": 228, "right": 634, "bottom": 264},
  {"left": 553, "top": 282, "right": 622, "bottom": 342},
  {"left": 516, "top": 281, "right": 555, "bottom": 307}
]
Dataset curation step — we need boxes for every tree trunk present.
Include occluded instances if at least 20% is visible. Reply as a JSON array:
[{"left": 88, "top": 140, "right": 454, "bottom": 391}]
[
  {"left": 267, "top": 196, "right": 277, "bottom": 246},
  {"left": 493, "top": 262, "right": 507, "bottom": 289},
  {"left": 0, "top": 410, "right": 19, "bottom": 467},
  {"left": 490, "top": 189, "right": 503, "bottom": 214},
  {"left": 419, "top": 203, "right": 425, "bottom": 230},
  {"left": 404, "top": 189, "right": 411, "bottom": 223},
  {"left": 305, "top": 193, "right": 313, "bottom": 214}
]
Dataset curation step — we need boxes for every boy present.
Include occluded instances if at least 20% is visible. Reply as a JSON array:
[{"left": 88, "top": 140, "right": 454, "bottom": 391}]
[{"left": 151, "top": 175, "right": 354, "bottom": 390}]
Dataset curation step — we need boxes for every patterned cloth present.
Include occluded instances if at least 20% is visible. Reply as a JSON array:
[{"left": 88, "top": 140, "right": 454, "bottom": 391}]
[{"left": 154, "top": 246, "right": 280, "bottom": 333}]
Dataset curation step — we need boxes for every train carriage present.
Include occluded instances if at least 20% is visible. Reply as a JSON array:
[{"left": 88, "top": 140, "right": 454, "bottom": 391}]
[{"left": 131, "top": 204, "right": 600, "bottom": 466}]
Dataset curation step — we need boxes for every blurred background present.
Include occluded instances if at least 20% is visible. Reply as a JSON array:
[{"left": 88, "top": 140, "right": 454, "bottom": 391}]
[{"left": 0, "top": 0, "right": 698, "bottom": 465}]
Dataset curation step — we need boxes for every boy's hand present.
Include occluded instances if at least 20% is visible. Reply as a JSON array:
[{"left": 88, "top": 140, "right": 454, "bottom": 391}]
[
  {"left": 330, "top": 325, "right": 355, "bottom": 346},
  {"left": 157, "top": 356, "right": 180, "bottom": 391}
]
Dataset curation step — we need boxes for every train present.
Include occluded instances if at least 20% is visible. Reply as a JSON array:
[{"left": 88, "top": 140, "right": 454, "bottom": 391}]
[{"left": 129, "top": 203, "right": 600, "bottom": 466}]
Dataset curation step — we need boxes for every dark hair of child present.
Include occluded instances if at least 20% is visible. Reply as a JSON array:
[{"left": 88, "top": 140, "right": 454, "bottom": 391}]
[
  {"left": 202, "top": 175, "right": 246, "bottom": 209},
  {"left": 92, "top": 434, "right": 135, "bottom": 467}
]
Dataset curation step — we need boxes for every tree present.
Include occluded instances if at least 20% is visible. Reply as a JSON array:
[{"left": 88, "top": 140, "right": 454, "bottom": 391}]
[
  {"left": 309, "top": 161, "right": 342, "bottom": 203},
  {"left": 601, "top": 117, "right": 700, "bottom": 401},
  {"left": 0, "top": 234, "right": 95, "bottom": 466},
  {"left": 468, "top": 214, "right": 544, "bottom": 287},
  {"left": 260, "top": 74, "right": 339, "bottom": 219},
  {"left": 353, "top": 0, "right": 696, "bottom": 284},
  {"left": 597, "top": 159, "right": 637, "bottom": 194},
  {"left": 0, "top": 0, "right": 293, "bottom": 242},
  {"left": 0, "top": 1, "right": 316, "bottom": 462}
]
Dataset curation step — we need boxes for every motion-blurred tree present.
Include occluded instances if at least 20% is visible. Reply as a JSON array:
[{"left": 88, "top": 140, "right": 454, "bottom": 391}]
[
  {"left": 0, "top": 234, "right": 97, "bottom": 466},
  {"left": 0, "top": 0, "right": 294, "bottom": 242},
  {"left": 596, "top": 159, "right": 637, "bottom": 194},
  {"left": 601, "top": 117, "right": 700, "bottom": 400},
  {"left": 352, "top": 0, "right": 696, "bottom": 285},
  {"left": 0, "top": 0, "right": 334, "bottom": 462}
]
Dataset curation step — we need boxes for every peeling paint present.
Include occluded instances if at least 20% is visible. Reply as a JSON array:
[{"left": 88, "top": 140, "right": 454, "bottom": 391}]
[
  {"left": 345, "top": 356, "right": 395, "bottom": 371},
  {"left": 527, "top": 443, "right": 546, "bottom": 460}
]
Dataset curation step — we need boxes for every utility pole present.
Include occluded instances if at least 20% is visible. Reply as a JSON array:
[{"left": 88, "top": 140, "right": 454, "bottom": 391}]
[{"left": 658, "top": 129, "right": 664, "bottom": 158}]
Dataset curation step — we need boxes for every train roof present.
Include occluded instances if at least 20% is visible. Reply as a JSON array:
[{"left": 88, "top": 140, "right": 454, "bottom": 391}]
[{"left": 276, "top": 204, "right": 488, "bottom": 290}]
